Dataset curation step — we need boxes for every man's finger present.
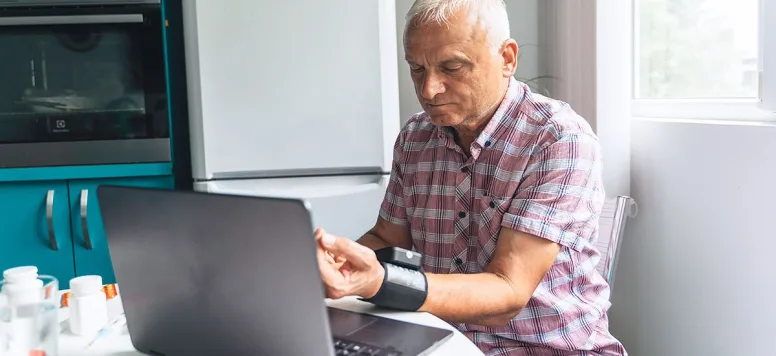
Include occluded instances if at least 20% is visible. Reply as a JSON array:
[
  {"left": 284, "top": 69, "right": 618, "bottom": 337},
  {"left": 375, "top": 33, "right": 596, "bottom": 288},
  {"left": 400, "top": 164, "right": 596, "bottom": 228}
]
[
  {"left": 316, "top": 242, "right": 342, "bottom": 282},
  {"left": 322, "top": 234, "right": 374, "bottom": 269},
  {"left": 314, "top": 228, "right": 326, "bottom": 241},
  {"left": 327, "top": 251, "right": 347, "bottom": 264}
]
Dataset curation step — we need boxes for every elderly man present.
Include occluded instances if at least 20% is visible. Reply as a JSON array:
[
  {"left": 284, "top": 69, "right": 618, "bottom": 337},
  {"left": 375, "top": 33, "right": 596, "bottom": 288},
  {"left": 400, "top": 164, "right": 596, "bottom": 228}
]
[{"left": 315, "top": 0, "right": 626, "bottom": 355}]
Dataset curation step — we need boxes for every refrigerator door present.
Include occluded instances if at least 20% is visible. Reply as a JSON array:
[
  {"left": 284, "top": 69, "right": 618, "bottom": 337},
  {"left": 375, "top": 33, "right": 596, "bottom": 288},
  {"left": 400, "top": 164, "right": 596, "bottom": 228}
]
[
  {"left": 183, "top": 0, "right": 401, "bottom": 180},
  {"left": 195, "top": 174, "right": 389, "bottom": 241}
]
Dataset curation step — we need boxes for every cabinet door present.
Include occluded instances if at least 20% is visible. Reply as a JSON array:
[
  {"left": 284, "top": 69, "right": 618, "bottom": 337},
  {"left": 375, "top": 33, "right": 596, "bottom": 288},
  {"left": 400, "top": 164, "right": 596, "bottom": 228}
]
[
  {"left": 69, "top": 175, "right": 174, "bottom": 283},
  {"left": 0, "top": 181, "right": 75, "bottom": 286}
]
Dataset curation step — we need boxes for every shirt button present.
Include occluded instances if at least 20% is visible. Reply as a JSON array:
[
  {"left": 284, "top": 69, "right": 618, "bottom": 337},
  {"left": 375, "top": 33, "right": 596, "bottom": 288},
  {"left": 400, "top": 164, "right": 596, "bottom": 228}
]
[
  {"left": 458, "top": 211, "right": 466, "bottom": 218},
  {"left": 489, "top": 201, "right": 495, "bottom": 208},
  {"left": 484, "top": 141, "right": 492, "bottom": 147},
  {"left": 454, "top": 257, "right": 463, "bottom": 265},
  {"left": 460, "top": 166, "right": 469, "bottom": 173}
]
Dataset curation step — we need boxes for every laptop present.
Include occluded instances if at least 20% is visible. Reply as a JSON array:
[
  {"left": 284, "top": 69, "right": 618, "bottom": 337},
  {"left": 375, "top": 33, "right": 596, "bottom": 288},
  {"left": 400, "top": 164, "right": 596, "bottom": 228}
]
[{"left": 97, "top": 185, "right": 454, "bottom": 356}]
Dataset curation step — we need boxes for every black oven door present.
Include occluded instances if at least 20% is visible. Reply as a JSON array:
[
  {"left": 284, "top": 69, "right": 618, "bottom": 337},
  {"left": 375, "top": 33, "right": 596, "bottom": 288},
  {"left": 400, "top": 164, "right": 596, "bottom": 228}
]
[{"left": 0, "top": 0, "right": 170, "bottom": 168}]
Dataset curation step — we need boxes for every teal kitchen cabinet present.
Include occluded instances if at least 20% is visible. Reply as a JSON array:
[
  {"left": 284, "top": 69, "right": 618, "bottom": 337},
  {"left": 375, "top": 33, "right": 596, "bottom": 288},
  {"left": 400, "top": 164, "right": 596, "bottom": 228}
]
[
  {"left": 0, "top": 175, "right": 173, "bottom": 289},
  {"left": 0, "top": 181, "right": 76, "bottom": 286},
  {"left": 69, "top": 175, "right": 175, "bottom": 284}
]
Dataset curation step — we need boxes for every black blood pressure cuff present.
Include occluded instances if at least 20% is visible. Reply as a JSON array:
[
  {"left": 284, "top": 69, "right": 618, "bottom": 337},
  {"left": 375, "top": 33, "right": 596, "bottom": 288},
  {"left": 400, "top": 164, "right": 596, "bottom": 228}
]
[{"left": 361, "top": 261, "right": 428, "bottom": 311}]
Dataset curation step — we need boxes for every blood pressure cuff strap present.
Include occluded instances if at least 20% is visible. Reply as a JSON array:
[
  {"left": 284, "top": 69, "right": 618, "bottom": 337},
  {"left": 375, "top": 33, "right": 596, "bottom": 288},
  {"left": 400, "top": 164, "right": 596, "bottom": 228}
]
[{"left": 362, "top": 262, "right": 428, "bottom": 311}]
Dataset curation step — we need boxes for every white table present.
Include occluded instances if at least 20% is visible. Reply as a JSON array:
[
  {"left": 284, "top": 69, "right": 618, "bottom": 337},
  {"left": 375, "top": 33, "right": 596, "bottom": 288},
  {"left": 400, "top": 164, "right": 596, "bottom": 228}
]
[{"left": 57, "top": 295, "right": 484, "bottom": 356}]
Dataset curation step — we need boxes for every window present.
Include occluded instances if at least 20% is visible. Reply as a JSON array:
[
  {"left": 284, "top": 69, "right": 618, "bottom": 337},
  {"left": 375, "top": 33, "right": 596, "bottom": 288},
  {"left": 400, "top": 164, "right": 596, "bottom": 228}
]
[{"left": 632, "top": 0, "right": 776, "bottom": 120}]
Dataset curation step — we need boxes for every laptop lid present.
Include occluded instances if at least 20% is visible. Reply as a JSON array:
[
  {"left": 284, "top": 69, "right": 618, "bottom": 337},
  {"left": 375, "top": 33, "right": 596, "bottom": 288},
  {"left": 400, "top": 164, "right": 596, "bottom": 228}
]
[{"left": 97, "top": 185, "right": 335, "bottom": 356}]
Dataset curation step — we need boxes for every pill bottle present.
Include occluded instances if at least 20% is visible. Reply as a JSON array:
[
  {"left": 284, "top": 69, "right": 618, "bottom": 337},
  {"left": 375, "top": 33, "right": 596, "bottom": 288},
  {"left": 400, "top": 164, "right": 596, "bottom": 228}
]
[
  {"left": 1, "top": 266, "right": 47, "bottom": 353},
  {"left": 68, "top": 275, "right": 108, "bottom": 336},
  {"left": 2, "top": 266, "right": 44, "bottom": 306}
]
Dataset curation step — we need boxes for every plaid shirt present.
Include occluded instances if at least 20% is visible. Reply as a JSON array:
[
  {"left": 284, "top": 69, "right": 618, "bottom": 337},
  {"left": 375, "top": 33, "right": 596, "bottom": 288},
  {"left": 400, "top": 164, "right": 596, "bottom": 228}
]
[{"left": 379, "top": 78, "right": 627, "bottom": 356}]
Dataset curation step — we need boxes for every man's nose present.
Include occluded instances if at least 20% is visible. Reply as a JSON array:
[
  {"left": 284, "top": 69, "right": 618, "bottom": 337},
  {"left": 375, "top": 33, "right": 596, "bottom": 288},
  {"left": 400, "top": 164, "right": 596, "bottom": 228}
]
[{"left": 420, "top": 72, "right": 445, "bottom": 100}]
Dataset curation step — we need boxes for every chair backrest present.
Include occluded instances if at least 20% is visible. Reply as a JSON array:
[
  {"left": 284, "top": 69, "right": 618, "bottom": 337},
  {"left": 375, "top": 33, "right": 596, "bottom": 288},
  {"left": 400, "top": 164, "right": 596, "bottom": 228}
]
[{"left": 595, "top": 195, "right": 637, "bottom": 290}]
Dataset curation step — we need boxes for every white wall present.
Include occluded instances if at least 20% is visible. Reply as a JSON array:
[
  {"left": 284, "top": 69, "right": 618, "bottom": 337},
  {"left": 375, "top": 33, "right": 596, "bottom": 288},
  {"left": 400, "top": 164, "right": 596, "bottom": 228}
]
[
  {"left": 609, "top": 119, "right": 776, "bottom": 355},
  {"left": 394, "top": 0, "right": 541, "bottom": 125}
]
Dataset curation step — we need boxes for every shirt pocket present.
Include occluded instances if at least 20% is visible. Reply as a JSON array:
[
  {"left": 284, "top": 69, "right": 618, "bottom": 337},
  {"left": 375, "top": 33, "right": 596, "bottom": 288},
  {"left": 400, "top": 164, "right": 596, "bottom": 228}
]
[{"left": 475, "top": 194, "right": 511, "bottom": 258}]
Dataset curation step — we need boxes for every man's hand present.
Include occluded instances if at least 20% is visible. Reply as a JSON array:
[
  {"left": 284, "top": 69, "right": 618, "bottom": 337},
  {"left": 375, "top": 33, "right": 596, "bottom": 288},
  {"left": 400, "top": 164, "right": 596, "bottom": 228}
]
[{"left": 314, "top": 228, "right": 385, "bottom": 300}]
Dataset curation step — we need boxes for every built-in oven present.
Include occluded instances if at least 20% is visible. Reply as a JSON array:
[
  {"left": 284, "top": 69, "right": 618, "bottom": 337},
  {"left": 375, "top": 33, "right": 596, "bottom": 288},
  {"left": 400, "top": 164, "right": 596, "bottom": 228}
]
[{"left": 0, "top": 0, "right": 170, "bottom": 168}]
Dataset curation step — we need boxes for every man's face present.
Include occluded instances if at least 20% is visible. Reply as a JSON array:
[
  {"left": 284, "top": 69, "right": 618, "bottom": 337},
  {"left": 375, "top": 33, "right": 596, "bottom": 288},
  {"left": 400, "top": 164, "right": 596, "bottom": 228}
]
[{"left": 404, "top": 11, "right": 515, "bottom": 128}]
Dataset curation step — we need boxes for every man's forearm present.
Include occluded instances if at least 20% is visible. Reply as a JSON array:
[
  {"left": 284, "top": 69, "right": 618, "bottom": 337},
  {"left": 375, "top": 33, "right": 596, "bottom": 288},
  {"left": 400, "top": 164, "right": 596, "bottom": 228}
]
[
  {"left": 418, "top": 272, "right": 527, "bottom": 327},
  {"left": 356, "top": 232, "right": 392, "bottom": 250}
]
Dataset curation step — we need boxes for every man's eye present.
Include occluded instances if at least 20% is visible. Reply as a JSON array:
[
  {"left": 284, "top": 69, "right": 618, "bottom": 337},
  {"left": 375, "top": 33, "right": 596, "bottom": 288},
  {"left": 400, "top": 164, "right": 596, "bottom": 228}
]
[
  {"left": 445, "top": 66, "right": 462, "bottom": 72},
  {"left": 411, "top": 66, "right": 424, "bottom": 73}
]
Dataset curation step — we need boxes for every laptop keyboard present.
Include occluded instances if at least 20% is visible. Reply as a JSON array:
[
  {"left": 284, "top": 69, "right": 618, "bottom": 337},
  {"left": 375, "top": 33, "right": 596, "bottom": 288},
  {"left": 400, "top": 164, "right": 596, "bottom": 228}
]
[{"left": 333, "top": 337, "right": 401, "bottom": 355}]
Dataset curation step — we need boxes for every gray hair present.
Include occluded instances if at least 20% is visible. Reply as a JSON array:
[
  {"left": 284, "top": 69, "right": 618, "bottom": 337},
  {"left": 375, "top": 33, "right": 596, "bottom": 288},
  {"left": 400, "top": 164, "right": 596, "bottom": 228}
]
[{"left": 405, "top": 0, "right": 511, "bottom": 51}]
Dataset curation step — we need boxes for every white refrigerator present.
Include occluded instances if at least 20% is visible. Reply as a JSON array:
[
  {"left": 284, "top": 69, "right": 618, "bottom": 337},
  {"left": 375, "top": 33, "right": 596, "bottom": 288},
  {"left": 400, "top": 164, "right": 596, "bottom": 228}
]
[{"left": 181, "top": 0, "right": 401, "bottom": 240}]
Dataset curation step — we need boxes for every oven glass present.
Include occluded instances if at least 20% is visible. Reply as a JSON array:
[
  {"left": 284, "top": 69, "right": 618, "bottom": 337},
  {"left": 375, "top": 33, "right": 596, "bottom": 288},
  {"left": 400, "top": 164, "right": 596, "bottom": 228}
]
[{"left": 0, "top": 12, "right": 168, "bottom": 145}]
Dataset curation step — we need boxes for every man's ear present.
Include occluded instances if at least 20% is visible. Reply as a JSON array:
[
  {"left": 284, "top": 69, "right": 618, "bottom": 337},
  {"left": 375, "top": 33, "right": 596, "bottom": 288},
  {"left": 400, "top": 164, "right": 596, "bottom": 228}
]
[{"left": 501, "top": 39, "right": 519, "bottom": 77}]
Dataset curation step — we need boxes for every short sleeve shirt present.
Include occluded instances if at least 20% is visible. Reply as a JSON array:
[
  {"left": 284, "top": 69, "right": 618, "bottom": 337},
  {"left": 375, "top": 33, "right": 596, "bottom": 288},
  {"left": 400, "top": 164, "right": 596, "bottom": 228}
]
[{"left": 379, "top": 78, "right": 627, "bottom": 356}]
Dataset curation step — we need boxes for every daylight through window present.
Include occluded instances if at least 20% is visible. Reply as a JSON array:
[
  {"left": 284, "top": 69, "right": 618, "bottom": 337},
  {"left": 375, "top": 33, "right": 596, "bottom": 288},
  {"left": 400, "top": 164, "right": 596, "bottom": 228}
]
[{"left": 634, "top": 0, "right": 759, "bottom": 100}]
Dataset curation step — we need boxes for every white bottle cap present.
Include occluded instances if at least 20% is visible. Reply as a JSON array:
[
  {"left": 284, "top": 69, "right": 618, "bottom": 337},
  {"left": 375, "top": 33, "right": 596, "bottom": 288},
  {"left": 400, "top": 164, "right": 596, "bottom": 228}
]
[
  {"left": 3, "top": 266, "right": 39, "bottom": 284},
  {"left": 70, "top": 275, "right": 103, "bottom": 297}
]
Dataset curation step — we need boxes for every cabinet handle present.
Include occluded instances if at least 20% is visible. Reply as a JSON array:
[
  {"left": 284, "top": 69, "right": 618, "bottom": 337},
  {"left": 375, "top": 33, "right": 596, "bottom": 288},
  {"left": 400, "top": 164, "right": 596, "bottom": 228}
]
[
  {"left": 80, "top": 189, "right": 93, "bottom": 250},
  {"left": 45, "top": 190, "right": 58, "bottom": 251}
]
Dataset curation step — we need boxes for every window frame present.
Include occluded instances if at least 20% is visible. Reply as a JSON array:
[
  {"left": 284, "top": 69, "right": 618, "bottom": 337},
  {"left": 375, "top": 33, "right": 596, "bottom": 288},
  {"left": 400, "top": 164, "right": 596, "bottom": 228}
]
[
  {"left": 630, "top": 0, "right": 776, "bottom": 122},
  {"left": 760, "top": 0, "right": 776, "bottom": 113}
]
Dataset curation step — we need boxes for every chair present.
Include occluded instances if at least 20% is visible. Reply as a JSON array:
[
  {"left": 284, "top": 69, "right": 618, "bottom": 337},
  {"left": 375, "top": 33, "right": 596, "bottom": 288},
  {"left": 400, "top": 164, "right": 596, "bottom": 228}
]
[{"left": 595, "top": 195, "right": 638, "bottom": 290}]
